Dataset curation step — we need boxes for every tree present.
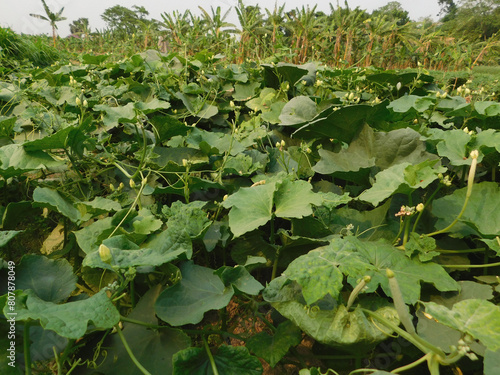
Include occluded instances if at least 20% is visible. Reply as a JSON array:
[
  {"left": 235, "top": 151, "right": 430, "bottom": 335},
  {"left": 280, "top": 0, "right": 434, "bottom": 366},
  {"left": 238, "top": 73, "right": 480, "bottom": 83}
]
[
  {"left": 69, "top": 18, "right": 90, "bottom": 37},
  {"left": 29, "top": 0, "right": 67, "bottom": 47},
  {"left": 101, "top": 5, "right": 150, "bottom": 39},
  {"left": 441, "top": 0, "right": 500, "bottom": 40},
  {"left": 372, "top": 1, "right": 410, "bottom": 26},
  {"left": 438, "top": 0, "right": 458, "bottom": 20}
]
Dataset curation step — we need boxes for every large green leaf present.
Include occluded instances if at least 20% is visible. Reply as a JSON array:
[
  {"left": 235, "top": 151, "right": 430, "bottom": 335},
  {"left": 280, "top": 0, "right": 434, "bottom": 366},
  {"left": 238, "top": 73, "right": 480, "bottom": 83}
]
[
  {"left": 313, "top": 125, "right": 437, "bottom": 175},
  {"left": 222, "top": 182, "right": 275, "bottom": 237},
  {"left": 16, "top": 255, "right": 76, "bottom": 303},
  {"left": 32, "top": 187, "right": 81, "bottom": 223},
  {"left": 432, "top": 182, "right": 500, "bottom": 238},
  {"left": 83, "top": 230, "right": 191, "bottom": 271},
  {"left": 279, "top": 96, "right": 318, "bottom": 125},
  {"left": 358, "top": 160, "right": 446, "bottom": 206},
  {"left": 6, "top": 289, "right": 119, "bottom": 339},
  {"left": 423, "top": 299, "right": 500, "bottom": 351},
  {"left": 93, "top": 102, "right": 137, "bottom": 129},
  {"left": 216, "top": 265, "right": 264, "bottom": 296},
  {"left": 0, "top": 144, "right": 63, "bottom": 178},
  {"left": 155, "top": 262, "right": 233, "bottom": 326},
  {"left": 173, "top": 345, "right": 262, "bottom": 375},
  {"left": 264, "top": 278, "right": 399, "bottom": 348},
  {"left": 246, "top": 320, "right": 302, "bottom": 367},
  {"left": 269, "top": 237, "right": 457, "bottom": 306},
  {"left": 93, "top": 285, "right": 191, "bottom": 375},
  {"left": 283, "top": 101, "right": 389, "bottom": 143},
  {"left": 222, "top": 178, "right": 321, "bottom": 237}
]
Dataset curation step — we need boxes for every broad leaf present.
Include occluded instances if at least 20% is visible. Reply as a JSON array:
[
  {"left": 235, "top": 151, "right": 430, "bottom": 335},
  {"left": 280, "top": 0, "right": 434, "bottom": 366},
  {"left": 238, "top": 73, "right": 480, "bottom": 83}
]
[
  {"left": 423, "top": 299, "right": 500, "bottom": 351},
  {"left": 94, "top": 285, "right": 191, "bottom": 375},
  {"left": 16, "top": 255, "right": 76, "bottom": 303},
  {"left": 155, "top": 262, "right": 233, "bottom": 326},
  {"left": 83, "top": 230, "right": 191, "bottom": 271},
  {"left": 6, "top": 289, "right": 119, "bottom": 339},
  {"left": 246, "top": 320, "right": 302, "bottom": 367},
  {"left": 173, "top": 345, "right": 262, "bottom": 375},
  {"left": 32, "top": 187, "right": 81, "bottom": 223},
  {"left": 358, "top": 160, "right": 446, "bottom": 206},
  {"left": 432, "top": 182, "right": 500, "bottom": 238}
]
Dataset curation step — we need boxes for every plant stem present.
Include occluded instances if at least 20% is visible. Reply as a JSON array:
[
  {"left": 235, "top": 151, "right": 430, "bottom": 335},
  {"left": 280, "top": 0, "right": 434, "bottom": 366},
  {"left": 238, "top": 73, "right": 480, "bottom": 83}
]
[
  {"left": 115, "top": 323, "right": 152, "bottom": 375},
  {"left": 24, "top": 322, "right": 31, "bottom": 375},
  {"left": 391, "top": 352, "right": 431, "bottom": 373},
  {"left": 442, "top": 261, "right": 500, "bottom": 269},
  {"left": 426, "top": 152, "right": 478, "bottom": 237},
  {"left": 203, "top": 337, "right": 219, "bottom": 375},
  {"left": 361, "top": 308, "right": 445, "bottom": 358}
]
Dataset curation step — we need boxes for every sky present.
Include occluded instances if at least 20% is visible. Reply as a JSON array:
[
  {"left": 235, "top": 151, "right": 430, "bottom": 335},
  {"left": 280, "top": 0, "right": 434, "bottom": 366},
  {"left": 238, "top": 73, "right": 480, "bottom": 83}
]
[{"left": 0, "top": 0, "right": 442, "bottom": 37}]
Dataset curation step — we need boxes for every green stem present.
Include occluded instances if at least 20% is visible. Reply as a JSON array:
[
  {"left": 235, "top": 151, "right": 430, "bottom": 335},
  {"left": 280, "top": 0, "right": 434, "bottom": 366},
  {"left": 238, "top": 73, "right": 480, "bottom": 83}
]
[
  {"left": 442, "top": 261, "right": 500, "bottom": 269},
  {"left": 427, "top": 154, "right": 478, "bottom": 237},
  {"left": 391, "top": 352, "right": 431, "bottom": 373},
  {"left": 115, "top": 324, "right": 152, "bottom": 375},
  {"left": 203, "top": 337, "right": 219, "bottom": 375},
  {"left": 24, "top": 322, "right": 31, "bottom": 375},
  {"left": 412, "top": 185, "right": 442, "bottom": 233},
  {"left": 108, "top": 173, "right": 149, "bottom": 238},
  {"left": 361, "top": 308, "right": 446, "bottom": 358}
]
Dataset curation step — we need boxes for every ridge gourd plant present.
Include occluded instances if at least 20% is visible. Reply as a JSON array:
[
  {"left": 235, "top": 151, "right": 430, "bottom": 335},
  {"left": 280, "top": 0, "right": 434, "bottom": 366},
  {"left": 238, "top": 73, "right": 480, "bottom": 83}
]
[{"left": 0, "top": 50, "right": 499, "bottom": 375}]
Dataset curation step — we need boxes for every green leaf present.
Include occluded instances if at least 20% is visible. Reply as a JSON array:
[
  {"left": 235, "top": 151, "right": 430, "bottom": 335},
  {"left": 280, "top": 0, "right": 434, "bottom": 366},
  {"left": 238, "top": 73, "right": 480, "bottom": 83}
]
[
  {"left": 16, "top": 255, "right": 76, "bottom": 303},
  {"left": 0, "top": 231, "right": 21, "bottom": 248},
  {"left": 131, "top": 208, "right": 163, "bottom": 235},
  {"left": 432, "top": 182, "right": 500, "bottom": 237},
  {"left": 264, "top": 279, "right": 399, "bottom": 348},
  {"left": 162, "top": 201, "right": 211, "bottom": 239},
  {"left": 216, "top": 266, "right": 264, "bottom": 295},
  {"left": 423, "top": 299, "right": 500, "bottom": 351},
  {"left": 94, "top": 285, "right": 191, "bottom": 375},
  {"left": 150, "top": 115, "right": 189, "bottom": 143},
  {"left": 313, "top": 125, "right": 436, "bottom": 176},
  {"left": 388, "top": 95, "right": 434, "bottom": 114},
  {"left": 32, "top": 187, "right": 81, "bottom": 223},
  {"left": 404, "top": 233, "right": 439, "bottom": 262},
  {"left": 7, "top": 289, "right": 119, "bottom": 339},
  {"left": 289, "top": 101, "right": 389, "bottom": 143},
  {"left": 93, "top": 102, "right": 136, "bottom": 129},
  {"left": 358, "top": 160, "right": 446, "bottom": 206},
  {"left": 0, "top": 144, "right": 63, "bottom": 179},
  {"left": 134, "top": 98, "right": 171, "bottom": 114},
  {"left": 73, "top": 217, "right": 114, "bottom": 254},
  {"left": 155, "top": 262, "right": 233, "bottom": 326},
  {"left": 485, "top": 350, "right": 500, "bottom": 375},
  {"left": 274, "top": 179, "right": 322, "bottom": 218},
  {"left": 83, "top": 230, "right": 191, "bottom": 271},
  {"left": 233, "top": 81, "right": 261, "bottom": 101},
  {"left": 173, "top": 345, "right": 262, "bottom": 375},
  {"left": 425, "top": 129, "right": 472, "bottom": 166},
  {"left": 246, "top": 320, "right": 302, "bottom": 367},
  {"left": 22, "top": 126, "right": 75, "bottom": 152},
  {"left": 223, "top": 178, "right": 321, "bottom": 237},
  {"left": 222, "top": 182, "right": 275, "bottom": 237},
  {"left": 279, "top": 96, "right": 318, "bottom": 125},
  {"left": 270, "top": 237, "right": 457, "bottom": 305}
]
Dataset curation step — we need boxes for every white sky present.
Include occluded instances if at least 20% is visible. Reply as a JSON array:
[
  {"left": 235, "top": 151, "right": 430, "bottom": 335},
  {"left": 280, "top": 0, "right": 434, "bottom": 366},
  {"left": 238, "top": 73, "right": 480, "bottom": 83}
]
[{"left": 0, "top": 0, "right": 441, "bottom": 37}]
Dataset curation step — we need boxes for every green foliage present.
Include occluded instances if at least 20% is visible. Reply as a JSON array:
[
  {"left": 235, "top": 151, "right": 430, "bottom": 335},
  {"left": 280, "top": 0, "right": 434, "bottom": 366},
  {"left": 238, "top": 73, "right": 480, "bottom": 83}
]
[{"left": 0, "top": 48, "right": 499, "bottom": 375}]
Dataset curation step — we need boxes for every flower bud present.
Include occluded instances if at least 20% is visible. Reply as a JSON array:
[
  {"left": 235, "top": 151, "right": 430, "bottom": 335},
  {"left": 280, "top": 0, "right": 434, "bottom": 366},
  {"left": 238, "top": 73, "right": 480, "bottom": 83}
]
[
  {"left": 416, "top": 203, "right": 424, "bottom": 212},
  {"left": 396, "top": 82, "right": 402, "bottom": 91},
  {"left": 75, "top": 97, "right": 81, "bottom": 106},
  {"left": 99, "top": 244, "right": 112, "bottom": 264},
  {"left": 470, "top": 150, "right": 479, "bottom": 159},
  {"left": 83, "top": 99, "right": 88, "bottom": 107},
  {"left": 129, "top": 179, "right": 136, "bottom": 188}
]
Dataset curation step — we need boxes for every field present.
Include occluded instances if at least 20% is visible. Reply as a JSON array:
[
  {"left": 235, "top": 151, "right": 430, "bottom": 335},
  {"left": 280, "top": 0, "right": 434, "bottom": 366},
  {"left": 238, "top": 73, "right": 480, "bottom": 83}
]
[{"left": 1, "top": 9, "right": 500, "bottom": 375}]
